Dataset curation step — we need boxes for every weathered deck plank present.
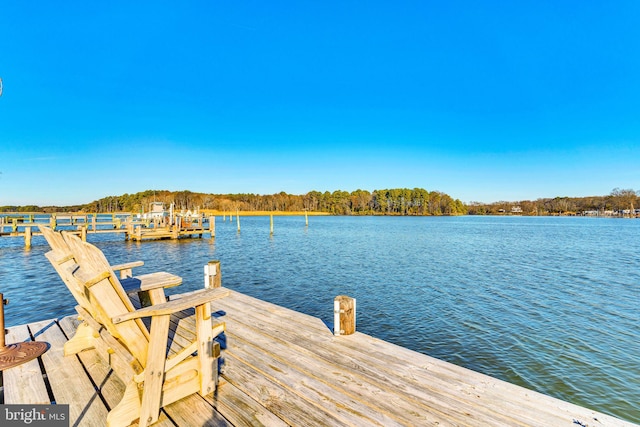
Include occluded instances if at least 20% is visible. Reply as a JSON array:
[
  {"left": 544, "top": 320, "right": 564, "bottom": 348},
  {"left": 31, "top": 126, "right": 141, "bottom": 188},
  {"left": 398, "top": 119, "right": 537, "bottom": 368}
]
[
  {"left": 218, "top": 290, "right": 635, "bottom": 427},
  {"left": 29, "top": 319, "right": 110, "bottom": 426},
  {"left": 2, "top": 324, "right": 50, "bottom": 404},
  {"left": 220, "top": 308, "right": 449, "bottom": 425},
  {"left": 2, "top": 290, "right": 637, "bottom": 427},
  {"left": 204, "top": 379, "right": 288, "bottom": 427},
  {"left": 161, "top": 393, "right": 230, "bottom": 427},
  {"left": 214, "top": 291, "right": 636, "bottom": 427},
  {"left": 219, "top": 294, "right": 516, "bottom": 426},
  {"left": 57, "top": 316, "right": 176, "bottom": 427}
]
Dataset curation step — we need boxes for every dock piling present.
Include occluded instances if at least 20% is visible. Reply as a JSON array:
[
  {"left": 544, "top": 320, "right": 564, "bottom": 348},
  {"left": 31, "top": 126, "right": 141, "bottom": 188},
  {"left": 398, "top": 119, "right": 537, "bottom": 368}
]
[
  {"left": 204, "top": 260, "right": 222, "bottom": 288},
  {"left": 334, "top": 295, "right": 356, "bottom": 336},
  {"left": 24, "top": 226, "right": 32, "bottom": 248},
  {"left": 209, "top": 216, "right": 215, "bottom": 238}
]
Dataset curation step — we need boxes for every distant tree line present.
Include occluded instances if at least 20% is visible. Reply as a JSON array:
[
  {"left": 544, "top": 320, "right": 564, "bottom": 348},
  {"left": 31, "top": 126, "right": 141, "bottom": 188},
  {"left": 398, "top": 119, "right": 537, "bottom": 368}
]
[
  {"left": 467, "top": 188, "right": 639, "bottom": 216},
  {"left": 84, "top": 188, "right": 467, "bottom": 216},
  {"left": 0, "top": 188, "right": 467, "bottom": 216},
  {"left": 2, "top": 187, "right": 637, "bottom": 217}
]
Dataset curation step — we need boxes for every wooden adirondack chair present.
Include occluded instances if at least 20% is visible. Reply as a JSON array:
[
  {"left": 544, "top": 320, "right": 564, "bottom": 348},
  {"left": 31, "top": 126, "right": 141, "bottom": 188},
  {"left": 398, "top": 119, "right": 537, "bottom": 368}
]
[{"left": 45, "top": 229, "right": 228, "bottom": 427}]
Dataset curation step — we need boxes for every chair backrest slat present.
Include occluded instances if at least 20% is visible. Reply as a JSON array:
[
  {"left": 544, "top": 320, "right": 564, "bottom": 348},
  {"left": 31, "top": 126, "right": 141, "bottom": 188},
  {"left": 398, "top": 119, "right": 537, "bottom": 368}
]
[{"left": 40, "top": 226, "right": 97, "bottom": 319}]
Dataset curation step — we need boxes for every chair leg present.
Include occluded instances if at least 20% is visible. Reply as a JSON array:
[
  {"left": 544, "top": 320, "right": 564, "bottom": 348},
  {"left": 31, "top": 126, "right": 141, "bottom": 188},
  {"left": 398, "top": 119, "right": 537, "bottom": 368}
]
[
  {"left": 211, "top": 341, "right": 221, "bottom": 391},
  {"left": 139, "top": 314, "right": 171, "bottom": 427},
  {"left": 107, "top": 380, "right": 141, "bottom": 427},
  {"left": 195, "top": 303, "right": 216, "bottom": 396}
]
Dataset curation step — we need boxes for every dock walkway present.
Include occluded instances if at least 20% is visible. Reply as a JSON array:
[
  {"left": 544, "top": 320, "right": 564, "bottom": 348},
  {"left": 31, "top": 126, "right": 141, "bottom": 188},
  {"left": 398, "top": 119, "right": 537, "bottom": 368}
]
[
  {"left": 0, "top": 213, "right": 214, "bottom": 246},
  {"left": 2, "top": 290, "right": 635, "bottom": 426}
]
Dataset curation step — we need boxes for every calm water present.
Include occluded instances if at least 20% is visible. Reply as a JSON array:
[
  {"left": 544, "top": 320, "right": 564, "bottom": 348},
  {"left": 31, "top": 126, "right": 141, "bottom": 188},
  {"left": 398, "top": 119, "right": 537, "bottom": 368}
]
[{"left": 1, "top": 216, "right": 638, "bottom": 423}]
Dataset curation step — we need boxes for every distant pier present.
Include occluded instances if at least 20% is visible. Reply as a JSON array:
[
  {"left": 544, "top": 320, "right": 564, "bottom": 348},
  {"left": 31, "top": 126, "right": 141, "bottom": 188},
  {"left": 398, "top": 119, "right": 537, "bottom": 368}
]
[{"left": 0, "top": 212, "right": 215, "bottom": 247}]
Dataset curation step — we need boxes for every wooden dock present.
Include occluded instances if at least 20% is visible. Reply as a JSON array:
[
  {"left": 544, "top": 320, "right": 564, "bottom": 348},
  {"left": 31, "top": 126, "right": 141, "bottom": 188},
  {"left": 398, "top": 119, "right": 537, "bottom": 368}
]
[
  {"left": 128, "top": 219, "right": 214, "bottom": 241},
  {"left": 2, "top": 290, "right": 636, "bottom": 427},
  {"left": 0, "top": 213, "right": 215, "bottom": 246}
]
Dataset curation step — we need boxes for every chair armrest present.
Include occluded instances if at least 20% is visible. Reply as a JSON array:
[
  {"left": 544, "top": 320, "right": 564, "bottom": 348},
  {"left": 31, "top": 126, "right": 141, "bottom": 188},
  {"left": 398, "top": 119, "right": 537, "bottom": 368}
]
[
  {"left": 111, "top": 260, "right": 144, "bottom": 271},
  {"left": 112, "top": 288, "right": 230, "bottom": 324},
  {"left": 121, "top": 272, "right": 182, "bottom": 294}
]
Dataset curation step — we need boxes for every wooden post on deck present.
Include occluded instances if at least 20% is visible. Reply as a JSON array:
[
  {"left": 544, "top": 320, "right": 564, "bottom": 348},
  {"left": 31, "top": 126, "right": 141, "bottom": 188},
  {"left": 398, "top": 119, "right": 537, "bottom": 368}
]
[
  {"left": 80, "top": 226, "right": 87, "bottom": 242},
  {"left": 209, "top": 216, "right": 215, "bottom": 238},
  {"left": 334, "top": 295, "right": 356, "bottom": 336},
  {"left": 24, "top": 226, "right": 32, "bottom": 248},
  {"left": 204, "top": 260, "right": 221, "bottom": 288},
  {"left": 50, "top": 214, "right": 56, "bottom": 231}
]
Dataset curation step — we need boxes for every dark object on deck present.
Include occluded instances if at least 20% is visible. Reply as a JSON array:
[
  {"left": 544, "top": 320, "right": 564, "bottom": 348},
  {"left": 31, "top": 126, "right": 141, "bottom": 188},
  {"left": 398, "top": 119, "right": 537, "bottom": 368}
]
[{"left": 0, "top": 293, "right": 49, "bottom": 371}]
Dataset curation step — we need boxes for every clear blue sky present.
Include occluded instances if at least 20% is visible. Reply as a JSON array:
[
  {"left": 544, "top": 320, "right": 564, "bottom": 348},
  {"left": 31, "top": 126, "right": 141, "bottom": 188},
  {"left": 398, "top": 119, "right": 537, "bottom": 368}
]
[{"left": 1, "top": 1, "right": 639, "bottom": 206}]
